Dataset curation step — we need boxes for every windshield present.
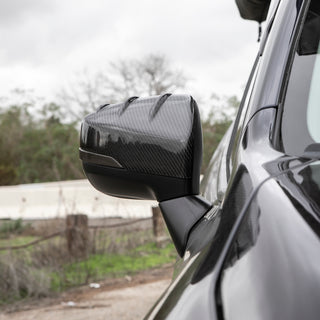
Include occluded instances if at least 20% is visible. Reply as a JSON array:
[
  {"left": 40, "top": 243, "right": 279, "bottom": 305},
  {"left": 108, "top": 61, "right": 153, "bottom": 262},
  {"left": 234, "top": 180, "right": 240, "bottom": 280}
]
[
  {"left": 281, "top": 0, "right": 320, "bottom": 155},
  {"left": 307, "top": 43, "right": 320, "bottom": 142}
]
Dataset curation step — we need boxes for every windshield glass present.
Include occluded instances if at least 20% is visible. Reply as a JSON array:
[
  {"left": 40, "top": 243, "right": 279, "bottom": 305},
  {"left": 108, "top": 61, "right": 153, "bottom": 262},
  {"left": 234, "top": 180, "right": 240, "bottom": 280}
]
[
  {"left": 281, "top": 0, "right": 320, "bottom": 155},
  {"left": 307, "top": 43, "right": 320, "bottom": 142}
]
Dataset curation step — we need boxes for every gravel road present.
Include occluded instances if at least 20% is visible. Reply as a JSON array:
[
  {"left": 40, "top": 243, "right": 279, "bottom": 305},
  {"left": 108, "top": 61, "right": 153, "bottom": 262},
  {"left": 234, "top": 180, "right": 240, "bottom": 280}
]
[{"left": 0, "top": 268, "right": 172, "bottom": 320}]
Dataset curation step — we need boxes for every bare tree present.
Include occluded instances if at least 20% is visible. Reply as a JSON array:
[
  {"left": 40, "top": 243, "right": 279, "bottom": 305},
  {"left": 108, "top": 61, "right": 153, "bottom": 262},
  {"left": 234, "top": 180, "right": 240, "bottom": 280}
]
[
  {"left": 59, "top": 69, "right": 110, "bottom": 121},
  {"left": 107, "top": 54, "right": 187, "bottom": 98},
  {"left": 60, "top": 54, "right": 188, "bottom": 121}
]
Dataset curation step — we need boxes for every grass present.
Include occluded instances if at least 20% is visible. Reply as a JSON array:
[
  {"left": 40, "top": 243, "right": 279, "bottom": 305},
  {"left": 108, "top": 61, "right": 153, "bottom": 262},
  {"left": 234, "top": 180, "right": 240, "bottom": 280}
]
[
  {"left": 0, "top": 222, "right": 176, "bottom": 304},
  {"left": 0, "top": 235, "right": 38, "bottom": 248},
  {"left": 0, "top": 219, "right": 32, "bottom": 240},
  {"left": 51, "top": 242, "right": 175, "bottom": 291}
]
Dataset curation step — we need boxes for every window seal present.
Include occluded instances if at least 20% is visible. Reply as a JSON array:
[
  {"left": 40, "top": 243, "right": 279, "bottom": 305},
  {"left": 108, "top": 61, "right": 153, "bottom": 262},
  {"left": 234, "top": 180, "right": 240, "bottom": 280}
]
[
  {"left": 272, "top": 0, "right": 312, "bottom": 151},
  {"left": 226, "top": 54, "right": 260, "bottom": 181}
]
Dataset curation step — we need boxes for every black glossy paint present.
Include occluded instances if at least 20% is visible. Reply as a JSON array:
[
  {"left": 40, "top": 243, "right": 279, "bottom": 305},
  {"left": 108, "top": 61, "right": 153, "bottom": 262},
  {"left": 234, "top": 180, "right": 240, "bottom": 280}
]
[
  {"left": 145, "top": 1, "right": 320, "bottom": 319},
  {"left": 235, "top": 0, "right": 270, "bottom": 22},
  {"left": 81, "top": 94, "right": 199, "bottom": 179},
  {"left": 247, "top": 0, "right": 303, "bottom": 117},
  {"left": 80, "top": 94, "right": 203, "bottom": 202},
  {"left": 79, "top": 0, "right": 320, "bottom": 318},
  {"left": 221, "top": 160, "right": 320, "bottom": 320},
  {"left": 160, "top": 195, "right": 212, "bottom": 257},
  {"left": 146, "top": 109, "right": 320, "bottom": 320},
  {"left": 80, "top": 93, "right": 211, "bottom": 260},
  {"left": 144, "top": 107, "right": 279, "bottom": 320}
]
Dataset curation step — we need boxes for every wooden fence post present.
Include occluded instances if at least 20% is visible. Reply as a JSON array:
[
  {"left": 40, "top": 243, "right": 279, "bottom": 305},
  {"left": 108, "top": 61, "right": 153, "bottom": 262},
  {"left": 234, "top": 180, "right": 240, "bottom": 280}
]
[
  {"left": 152, "top": 206, "right": 167, "bottom": 243},
  {"left": 66, "top": 214, "right": 88, "bottom": 257}
]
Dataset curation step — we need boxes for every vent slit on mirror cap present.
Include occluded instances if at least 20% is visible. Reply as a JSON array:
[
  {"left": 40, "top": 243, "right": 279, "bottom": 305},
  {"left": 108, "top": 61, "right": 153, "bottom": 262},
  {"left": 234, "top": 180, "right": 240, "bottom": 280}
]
[
  {"left": 150, "top": 93, "right": 172, "bottom": 119},
  {"left": 97, "top": 103, "right": 110, "bottom": 111},
  {"left": 119, "top": 96, "right": 139, "bottom": 115}
]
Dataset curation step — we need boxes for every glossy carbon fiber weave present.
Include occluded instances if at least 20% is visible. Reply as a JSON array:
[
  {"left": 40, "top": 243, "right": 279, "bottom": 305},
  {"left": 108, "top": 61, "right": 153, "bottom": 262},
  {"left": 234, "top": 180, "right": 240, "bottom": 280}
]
[{"left": 80, "top": 94, "right": 197, "bottom": 178}]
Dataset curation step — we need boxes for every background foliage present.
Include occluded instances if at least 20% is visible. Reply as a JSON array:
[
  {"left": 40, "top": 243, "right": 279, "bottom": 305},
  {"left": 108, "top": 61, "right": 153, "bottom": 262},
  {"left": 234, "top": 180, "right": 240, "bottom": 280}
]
[
  {"left": 0, "top": 54, "right": 239, "bottom": 186},
  {"left": 0, "top": 102, "right": 83, "bottom": 185}
]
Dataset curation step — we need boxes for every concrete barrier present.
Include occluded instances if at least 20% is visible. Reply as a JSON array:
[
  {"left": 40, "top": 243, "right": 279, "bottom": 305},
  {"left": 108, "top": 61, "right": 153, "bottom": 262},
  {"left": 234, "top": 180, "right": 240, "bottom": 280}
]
[{"left": 0, "top": 179, "right": 156, "bottom": 220}]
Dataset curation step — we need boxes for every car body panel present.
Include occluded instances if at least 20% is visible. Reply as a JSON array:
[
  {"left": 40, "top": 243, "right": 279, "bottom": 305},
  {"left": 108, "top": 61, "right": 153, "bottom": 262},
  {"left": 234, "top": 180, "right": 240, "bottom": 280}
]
[
  {"left": 78, "top": 0, "right": 319, "bottom": 317},
  {"left": 247, "top": 0, "right": 306, "bottom": 118},
  {"left": 144, "top": 0, "right": 320, "bottom": 319},
  {"left": 145, "top": 99, "right": 320, "bottom": 319},
  {"left": 221, "top": 160, "right": 320, "bottom": 320}
]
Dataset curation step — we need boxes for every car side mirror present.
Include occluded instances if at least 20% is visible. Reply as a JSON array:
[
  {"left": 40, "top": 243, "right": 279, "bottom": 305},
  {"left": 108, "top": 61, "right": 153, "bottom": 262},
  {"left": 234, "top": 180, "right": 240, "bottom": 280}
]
[{"left": 80, "top": 94, "right": 212, "bottom": 256}]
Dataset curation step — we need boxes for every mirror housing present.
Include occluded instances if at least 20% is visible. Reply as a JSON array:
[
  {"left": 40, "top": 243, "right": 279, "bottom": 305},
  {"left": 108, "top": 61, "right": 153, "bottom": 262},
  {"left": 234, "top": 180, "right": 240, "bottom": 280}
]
[{"left": 80, "top": 94, "right": 212, "bottom": 256}]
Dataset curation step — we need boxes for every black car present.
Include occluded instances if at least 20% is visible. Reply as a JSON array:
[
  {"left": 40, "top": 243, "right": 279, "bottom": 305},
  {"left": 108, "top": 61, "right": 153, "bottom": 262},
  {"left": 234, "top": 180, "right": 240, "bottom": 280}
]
[{"left": 79, "top": 0, "right": 320, "bottom": 319}]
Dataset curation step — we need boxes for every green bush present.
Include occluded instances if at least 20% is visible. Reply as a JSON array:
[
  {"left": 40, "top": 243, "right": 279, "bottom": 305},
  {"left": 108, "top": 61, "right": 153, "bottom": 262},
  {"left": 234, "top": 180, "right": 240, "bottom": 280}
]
[
  {"left": 0, "top": 254, "right": 51, "bottom": 304},
  {"left": 0, "top": 225, "right": 176, "bottom": 304},
  {"left": 0, "top": 219, "right": 26, "bottom": 238}
]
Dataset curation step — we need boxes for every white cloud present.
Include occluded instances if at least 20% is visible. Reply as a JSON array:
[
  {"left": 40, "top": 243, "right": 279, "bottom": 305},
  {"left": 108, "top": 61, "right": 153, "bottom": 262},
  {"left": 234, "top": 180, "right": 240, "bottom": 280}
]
[{"left": 0, "top": 0, "right": 260, "bottom": 110}]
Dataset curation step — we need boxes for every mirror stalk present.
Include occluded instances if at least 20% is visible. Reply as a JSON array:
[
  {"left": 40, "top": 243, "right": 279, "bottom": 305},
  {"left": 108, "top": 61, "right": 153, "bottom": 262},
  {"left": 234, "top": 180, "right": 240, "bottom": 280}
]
[{"left": 160, "top": 195, "right": 212, "bottom": 257}]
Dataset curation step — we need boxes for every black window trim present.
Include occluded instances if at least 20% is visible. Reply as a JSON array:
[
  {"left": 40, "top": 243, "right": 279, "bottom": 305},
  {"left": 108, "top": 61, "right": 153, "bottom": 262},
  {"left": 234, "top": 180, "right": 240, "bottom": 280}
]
[
  {"left": 226, "top": 54, "right": 260, "bottom": 181},
  {"left": 272, "top": 0, "right": 312, "bottom": 151},
  {"left": 225, "top": 0, "right": 283, "bottom": 181}
]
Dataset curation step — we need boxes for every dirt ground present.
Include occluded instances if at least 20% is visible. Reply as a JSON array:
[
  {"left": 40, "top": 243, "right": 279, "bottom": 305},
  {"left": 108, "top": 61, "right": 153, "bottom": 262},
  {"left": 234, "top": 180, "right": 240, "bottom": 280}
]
[{"left": 0, "top": 266, "right": 173, "bottom": 320}]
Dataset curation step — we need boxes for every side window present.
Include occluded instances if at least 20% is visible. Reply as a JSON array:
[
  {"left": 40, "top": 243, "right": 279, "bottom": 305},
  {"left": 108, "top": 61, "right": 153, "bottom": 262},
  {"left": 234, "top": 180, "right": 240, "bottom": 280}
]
[
  {"left": 226, "top": 55, "right": 260, "bottom": 178},
  {"left": 201, "top": 125, "right": 233, "bottom": 203},
  {"left": 201, "top": 56, "right": 260, "bottom": 204},
  {"left": 281, "top": 0, "right": 320, "bottom": 155}
]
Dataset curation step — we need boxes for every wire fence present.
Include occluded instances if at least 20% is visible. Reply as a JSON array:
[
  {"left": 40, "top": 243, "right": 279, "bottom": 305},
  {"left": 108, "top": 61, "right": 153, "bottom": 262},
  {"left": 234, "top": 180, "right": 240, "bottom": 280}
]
[
  {"left": 0, "top": 214, "right": 173, "bottom": 302},
  {"left": 0, "top": 217, "right": 152, "bottom": 251}
]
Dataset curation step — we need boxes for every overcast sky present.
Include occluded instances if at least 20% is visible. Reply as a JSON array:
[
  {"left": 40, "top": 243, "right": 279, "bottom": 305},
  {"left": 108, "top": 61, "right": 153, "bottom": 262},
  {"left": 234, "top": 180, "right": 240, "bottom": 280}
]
[{"left": 0, "top": 0, "right": 260, "bottom": 112}]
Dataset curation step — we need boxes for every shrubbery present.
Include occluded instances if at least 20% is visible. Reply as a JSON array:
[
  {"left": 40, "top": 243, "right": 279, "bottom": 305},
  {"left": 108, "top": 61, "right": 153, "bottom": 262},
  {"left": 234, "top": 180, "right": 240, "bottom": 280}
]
[
  {"left": 0, "top": 102, "right": 83, "bottom": 185},
  {"left": 0, "top": 219, "right": 176, "bottom": 304}
]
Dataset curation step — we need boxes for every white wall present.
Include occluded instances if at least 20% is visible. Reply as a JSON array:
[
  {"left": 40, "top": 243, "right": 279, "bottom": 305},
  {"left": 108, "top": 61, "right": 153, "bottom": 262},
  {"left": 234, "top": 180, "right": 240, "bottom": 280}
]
[{"left": 0, "top": 179, "right": 156, "bottom": 220}]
